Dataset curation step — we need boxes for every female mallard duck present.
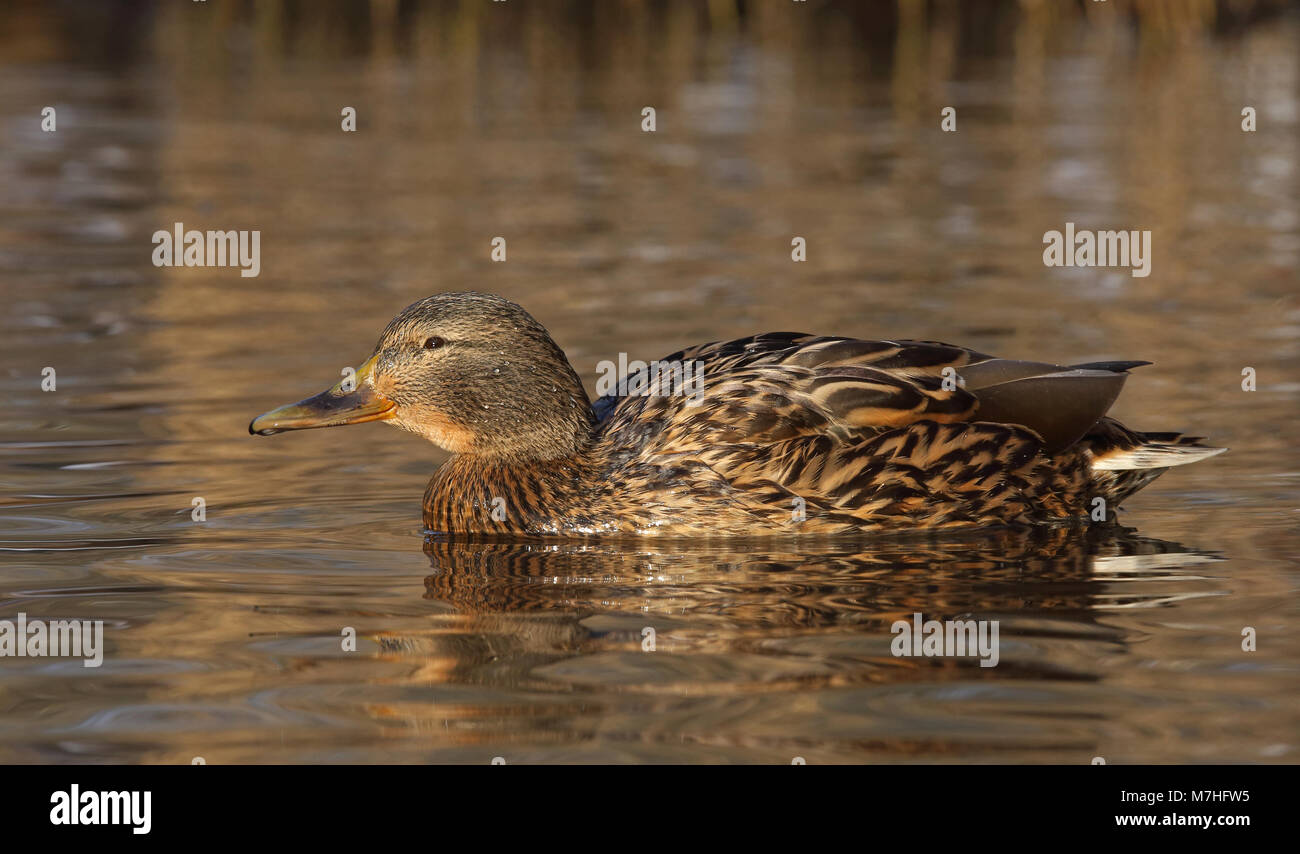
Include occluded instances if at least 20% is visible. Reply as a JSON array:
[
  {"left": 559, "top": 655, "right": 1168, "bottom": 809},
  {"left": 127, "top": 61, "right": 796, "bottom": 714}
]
[{"left": 250, "top": 292, "right": 1223, "bottom": 537}]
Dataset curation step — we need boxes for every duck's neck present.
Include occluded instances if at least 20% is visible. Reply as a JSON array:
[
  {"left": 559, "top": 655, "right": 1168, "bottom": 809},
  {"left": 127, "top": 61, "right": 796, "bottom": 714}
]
[
  {"left": 423, "top": 447, "right": 601, "bottom": 535},
  {"left": 422, "top": 355, "right": 603, "bottom": 533}
]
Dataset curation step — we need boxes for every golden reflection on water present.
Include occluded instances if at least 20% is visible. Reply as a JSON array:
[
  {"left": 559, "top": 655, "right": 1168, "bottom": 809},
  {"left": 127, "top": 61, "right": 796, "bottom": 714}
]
[{"left": 0, "top": 1, "right": 1297, "bottom": 763}]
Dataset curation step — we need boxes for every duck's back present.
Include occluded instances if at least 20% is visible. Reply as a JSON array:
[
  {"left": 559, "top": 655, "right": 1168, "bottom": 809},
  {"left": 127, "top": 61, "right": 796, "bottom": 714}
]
[{"left": 586, "top": 334, "right": 1222, "bottom": 535}]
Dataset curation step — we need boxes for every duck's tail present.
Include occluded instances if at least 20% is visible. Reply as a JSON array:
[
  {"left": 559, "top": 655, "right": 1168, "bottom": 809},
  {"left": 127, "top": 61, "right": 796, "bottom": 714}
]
[{"left": 1081, "top": 417, "right": 1226, "bottom": 505}]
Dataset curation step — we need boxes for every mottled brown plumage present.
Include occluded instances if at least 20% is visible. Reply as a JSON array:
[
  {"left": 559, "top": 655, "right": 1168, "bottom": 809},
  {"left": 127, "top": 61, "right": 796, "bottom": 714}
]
[{"left": 250, "top": 292, "right": 1224, "bottom": 537}]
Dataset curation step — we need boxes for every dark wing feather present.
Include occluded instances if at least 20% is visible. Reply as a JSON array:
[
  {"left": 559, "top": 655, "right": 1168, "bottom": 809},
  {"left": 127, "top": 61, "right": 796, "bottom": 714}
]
[
  {"left": 954, "top": 355, "right": 1145, "bottom": 453},
  {"left": 964, "top": 368, "right": 1131, "bottom": 453}
]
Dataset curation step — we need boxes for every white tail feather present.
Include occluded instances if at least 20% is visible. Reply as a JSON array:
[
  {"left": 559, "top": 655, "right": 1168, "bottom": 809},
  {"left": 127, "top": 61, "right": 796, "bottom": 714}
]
[{"left": 1092, "top": 444, "right": 1226, "bottom": 471}]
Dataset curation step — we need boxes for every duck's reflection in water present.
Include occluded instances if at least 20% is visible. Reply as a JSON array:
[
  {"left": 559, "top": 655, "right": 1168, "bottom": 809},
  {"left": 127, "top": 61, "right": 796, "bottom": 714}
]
[
  {"left": 411, "top": 525, "right": 1220, "bottom": 676},
  {"left": 345, "top": 526, "right": 1226, "bottom": 761}
]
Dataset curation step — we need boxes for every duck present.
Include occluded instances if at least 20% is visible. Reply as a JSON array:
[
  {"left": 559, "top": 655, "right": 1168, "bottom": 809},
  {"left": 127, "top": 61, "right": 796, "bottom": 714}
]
[{"left": 249, "top": 291, "right": 1224, "bottom": 537}]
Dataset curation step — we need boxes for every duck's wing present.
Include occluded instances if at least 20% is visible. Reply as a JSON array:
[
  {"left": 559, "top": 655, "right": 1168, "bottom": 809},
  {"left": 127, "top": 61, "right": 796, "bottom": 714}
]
[{"left": 596, "top": 333, "right": 1143, "bottom": 455}]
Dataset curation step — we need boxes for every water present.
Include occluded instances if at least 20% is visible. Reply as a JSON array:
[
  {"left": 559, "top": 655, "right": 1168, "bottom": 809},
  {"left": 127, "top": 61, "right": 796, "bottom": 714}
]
[{"left": 1, "top": 1, "right": 1297, "bottom": 764}]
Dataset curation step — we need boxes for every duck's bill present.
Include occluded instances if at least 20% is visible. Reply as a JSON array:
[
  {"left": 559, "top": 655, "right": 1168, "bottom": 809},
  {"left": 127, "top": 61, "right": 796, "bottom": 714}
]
[{"left": 249, "top": 364, "right": 395, "bottom": 436}]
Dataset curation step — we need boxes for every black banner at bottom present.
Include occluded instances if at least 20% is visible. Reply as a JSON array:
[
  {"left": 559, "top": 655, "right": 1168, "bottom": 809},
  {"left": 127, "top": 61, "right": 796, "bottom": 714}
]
[{"left": 3, "top": 764, "right": 1283, "bottom": 841}]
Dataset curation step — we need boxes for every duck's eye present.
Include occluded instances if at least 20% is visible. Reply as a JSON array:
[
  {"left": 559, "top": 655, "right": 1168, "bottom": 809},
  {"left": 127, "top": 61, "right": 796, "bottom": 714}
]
[{"left": 423, "top": 336, "right": 446, "bottom": 350}]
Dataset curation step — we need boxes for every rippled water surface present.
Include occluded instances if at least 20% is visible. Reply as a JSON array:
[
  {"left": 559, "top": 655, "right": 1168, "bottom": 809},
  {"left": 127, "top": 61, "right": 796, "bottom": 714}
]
[{"left": 1, "top": 2, "right": 1297, "bottom": 763}]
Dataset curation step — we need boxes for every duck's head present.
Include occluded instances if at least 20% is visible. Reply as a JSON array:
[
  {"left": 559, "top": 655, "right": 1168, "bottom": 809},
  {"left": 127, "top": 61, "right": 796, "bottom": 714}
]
[{"left": 249, "top": 292, "right": 595, "bottom": 460}]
